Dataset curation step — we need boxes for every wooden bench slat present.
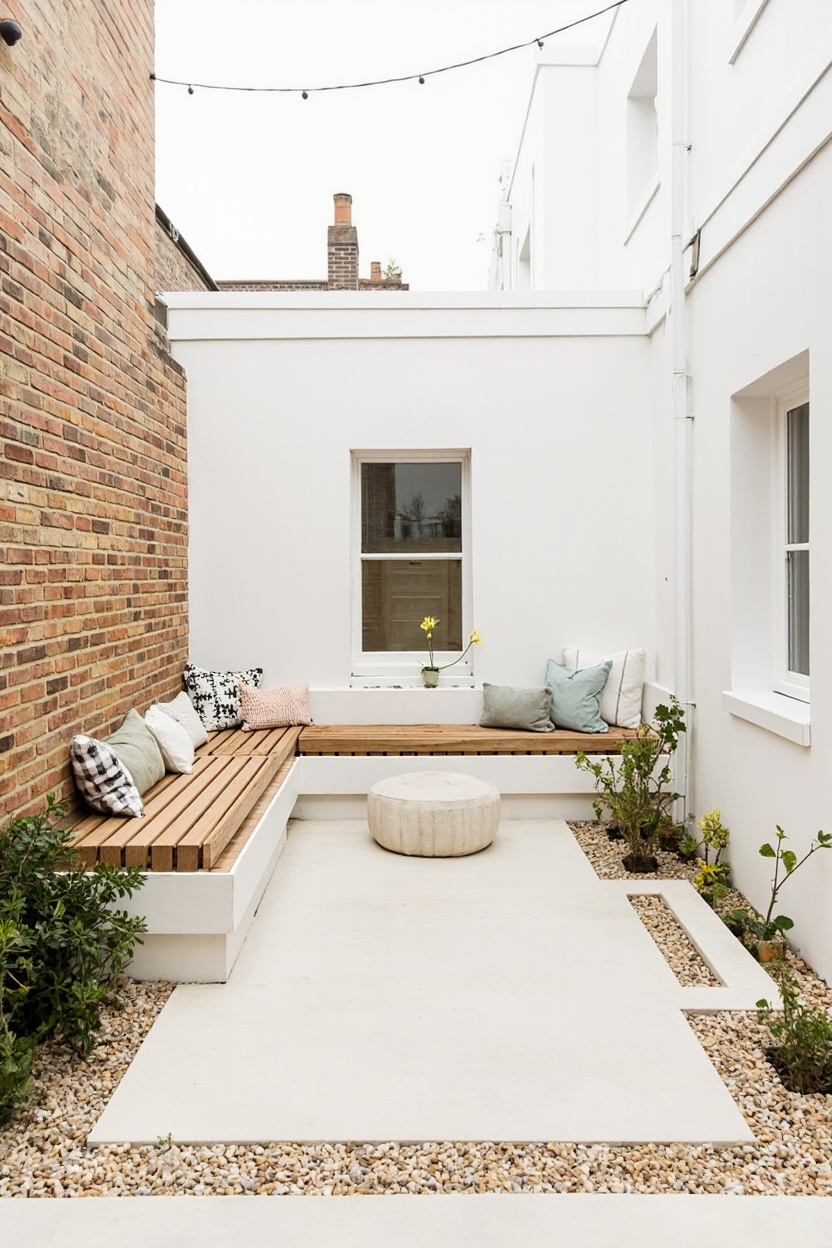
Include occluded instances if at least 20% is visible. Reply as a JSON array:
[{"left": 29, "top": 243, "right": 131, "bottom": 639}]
[
  {"left": 143, "top": 758, "right": 251, "bottom": 871},
  {"left": 296, "top": 724, "right": 638, "bottom": 757},
  {"left": 211, "top": 756, "right": 297, "bottom": 872},
  {"left": 68, "top": 766, "right": 214, "bottom": 867},
  {"left": 177, "top": 754, "right": 282, "bottom": 871},
  {"left": 95, "top": 758, "right": 238, "bottom": 869}
]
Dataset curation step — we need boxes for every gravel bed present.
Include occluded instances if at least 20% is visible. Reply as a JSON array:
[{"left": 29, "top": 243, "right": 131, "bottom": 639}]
[
  {"left": 627, "top": 894, "right": 719, "bottom": 987},
  {"left": 2, "top": 825, "right": 832, "bottom": 1198}
]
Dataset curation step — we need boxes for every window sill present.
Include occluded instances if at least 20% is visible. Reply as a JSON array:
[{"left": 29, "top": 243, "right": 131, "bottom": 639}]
[{"left": 722, "top": 690, "right": 811, "bottom": 746}]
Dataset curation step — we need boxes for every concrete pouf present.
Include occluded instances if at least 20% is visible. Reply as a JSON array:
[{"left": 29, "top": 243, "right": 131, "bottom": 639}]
[{"left": 368, "top": 771, "right": 500, "bottom": 857}]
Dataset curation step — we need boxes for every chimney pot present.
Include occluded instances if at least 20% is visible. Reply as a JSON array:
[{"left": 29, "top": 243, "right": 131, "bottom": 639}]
[
  {"left": 333, "top": 193, "right": 352, "bottom": 225},
  {"left": 370, "top": 261, "right": 382, "bottom": 282}
]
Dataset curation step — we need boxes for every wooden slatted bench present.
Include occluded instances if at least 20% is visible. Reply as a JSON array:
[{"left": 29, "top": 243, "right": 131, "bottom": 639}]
[
  {"left": 69, "top": 726, "right": 301, "bottom": 872},
  {"left": 296, "top": 724, "right": 639, "bottom": 757}
]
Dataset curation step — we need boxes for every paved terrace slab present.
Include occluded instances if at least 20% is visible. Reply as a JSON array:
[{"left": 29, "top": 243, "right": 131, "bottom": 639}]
[
  {"left": 90, "top": 821, "right": 755, "bottom": 1146},
  {"left": 3, "top": 1193, "right": 832, "bottom": 1248}
]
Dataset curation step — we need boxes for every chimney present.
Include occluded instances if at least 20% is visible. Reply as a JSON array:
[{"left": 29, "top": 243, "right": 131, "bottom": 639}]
[
  {"left": 370, "top": 261, "right": 382, "bottom": 283},
  {"left": 328, "top": 192, "right": 359, "bottom": 289}
]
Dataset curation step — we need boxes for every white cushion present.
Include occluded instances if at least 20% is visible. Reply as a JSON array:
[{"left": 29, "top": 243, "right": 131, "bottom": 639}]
[
  {"left": 562, "top": 647, "right": 646, "bottom": 729},
  {"left": 145, "top": 704, "right": 195, "bottom": 773},
  {"left": 154, "top": 691, "right": 209, "bottom": 748}
]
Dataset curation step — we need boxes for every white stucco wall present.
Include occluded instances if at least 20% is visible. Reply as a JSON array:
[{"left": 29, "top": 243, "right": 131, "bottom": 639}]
[
  {"left": 489, "top": 0, "right": 832, "bottom": 977},
  {"left": 686, "top": 145, "right": 832, "bottom": 981},
  {"left": 165, "top": 293, "right": 654, "bottom": 696}
]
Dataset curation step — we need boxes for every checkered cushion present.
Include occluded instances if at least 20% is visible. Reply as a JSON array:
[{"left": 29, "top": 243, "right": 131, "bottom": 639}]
[
  {"left": 239, "top": 681, "right": 313, "bottom": 729},
  {"left": 69, "top": 735, "right": 145, "bottom": 818},
  {"left": 183, "top": 663, "right": 264, "bottom": 731}
]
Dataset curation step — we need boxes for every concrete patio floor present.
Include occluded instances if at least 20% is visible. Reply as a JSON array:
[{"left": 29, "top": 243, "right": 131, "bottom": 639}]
[
  {"left": 90, "top": 819, "right": 754, "bottom": 1145},
  {"left": 4, "top": 1192, "right": 832, "bottom": 1248}
]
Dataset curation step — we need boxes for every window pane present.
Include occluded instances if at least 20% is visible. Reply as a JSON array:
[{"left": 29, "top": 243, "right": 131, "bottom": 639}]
[
  {"left": 787, "top": 402, "right": 809, "bottom": 545},
  {"left": 362, "top": 559, "right": 462, "bottom": 652},
  {"left": 787, "top": 549, "right": 810, "bottom": 676},
  {"left": 361, "top": 462, "right": 462, "bottom": 554}
]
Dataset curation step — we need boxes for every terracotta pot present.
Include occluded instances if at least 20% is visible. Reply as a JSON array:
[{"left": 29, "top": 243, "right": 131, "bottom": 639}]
[
  {"left": 757, "top": 939, "right": 784, "bottom": 963},
  {"left": 421, "top": 667, "right": 440, "bottom": 688}
]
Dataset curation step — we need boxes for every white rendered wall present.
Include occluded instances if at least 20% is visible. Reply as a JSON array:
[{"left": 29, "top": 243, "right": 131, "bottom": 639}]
[
  {"left": 685, "top": 147, "right": 832, "bottom": 982},
  {"left": 166, "top": 295, "right": 654, "bottom": 696}
]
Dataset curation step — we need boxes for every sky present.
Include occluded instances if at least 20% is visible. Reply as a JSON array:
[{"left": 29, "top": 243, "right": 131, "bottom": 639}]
[{"left": 153, "top": 0, "right": 608, "bottom": 291}]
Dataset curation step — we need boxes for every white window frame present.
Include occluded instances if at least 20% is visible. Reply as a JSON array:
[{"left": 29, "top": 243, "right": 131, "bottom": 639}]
[
  {"left": 772, "top": 383, "right": 809, "bottom": 702},
  {"left": 350, "top": 449, "right": 472, "bottom": 684}
]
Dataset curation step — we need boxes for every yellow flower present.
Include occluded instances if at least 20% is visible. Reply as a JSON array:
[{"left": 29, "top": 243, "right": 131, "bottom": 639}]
[
  {"left": 469, "top": 629, "right": 482, "bottom": 645},
  {"left": 420, "top": 616, "right": 439, "bottom": 634}
]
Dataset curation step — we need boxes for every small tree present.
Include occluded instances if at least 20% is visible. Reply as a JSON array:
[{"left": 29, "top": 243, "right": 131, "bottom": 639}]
[{"left": 576, "top": 696, "right": 686, "bottom": 872}]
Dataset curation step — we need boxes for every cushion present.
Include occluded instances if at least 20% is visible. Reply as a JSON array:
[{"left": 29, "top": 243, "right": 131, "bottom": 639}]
[
  {"left": 154, "top": 690, "right": 209, "bottom": 748},
  {"left": 183, "top": 664, "right": 264, "bottom": 731},
  {"left": 239, "top": 682, "right": 313, "bottom": 730},
  {"left": 69, "top": 735, "right": 144, "bottom": 818},
  {"left": 562, "top": 647, "right": 646, "bottom": 729},
  {"left": 479, "top": 684, "right": 554, "bottom": 732},
  {"left": 103, "top": 708, "right": 165, "bottom": 795},
  {"left": 145, "top": 704, "right": 195, "bottom": 773},
  {"left": 545, "top": 659, "right": 612, "bottom": 733}
]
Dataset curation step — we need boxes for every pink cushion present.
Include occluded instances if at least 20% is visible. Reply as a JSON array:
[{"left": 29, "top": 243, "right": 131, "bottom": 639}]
[{"left": 238, "top": 682, "right": 312, "bottom": 729}]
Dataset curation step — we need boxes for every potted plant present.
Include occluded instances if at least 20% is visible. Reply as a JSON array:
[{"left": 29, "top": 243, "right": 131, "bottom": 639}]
[
  {"left": 576, "top": 696, "right": 686, "bottom": 873},
  {"left": 419, "top": 616, "right": 481, "bottom": 687}
]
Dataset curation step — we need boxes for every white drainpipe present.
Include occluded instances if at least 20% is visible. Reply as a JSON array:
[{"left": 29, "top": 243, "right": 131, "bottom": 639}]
[{"left": 671, "top": 0, "right": 693, "bottom": 824}]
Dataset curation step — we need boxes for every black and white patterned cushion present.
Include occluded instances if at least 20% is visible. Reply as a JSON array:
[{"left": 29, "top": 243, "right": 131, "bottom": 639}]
[
  {"left": 183, "top": 664, "right": 264, "bottom": 731},
  {"left": 69, "top": 735, "right": 145, "bottom": 818}
]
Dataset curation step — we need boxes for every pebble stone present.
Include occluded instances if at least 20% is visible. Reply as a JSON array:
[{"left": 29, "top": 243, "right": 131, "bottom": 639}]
[{"left": 1, "top": 822, "right": 830, "bottom": 1199}]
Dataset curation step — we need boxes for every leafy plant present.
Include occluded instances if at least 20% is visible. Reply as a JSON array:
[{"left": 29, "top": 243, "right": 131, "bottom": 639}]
[
  {"left": 757, "top": 963, "right": 832, "bottom": 1093},
  {"left": 687, "top": 809, "right": 732, "bottom": 908},
  {"left": 0, "top": 795, "right": 147, "bottom": 1124},
  {"left": 576, "top": 696, "right": 686, "bottom": 872},
  {"left": 725, "top": 826, "right": 832, "bottom": 954}
]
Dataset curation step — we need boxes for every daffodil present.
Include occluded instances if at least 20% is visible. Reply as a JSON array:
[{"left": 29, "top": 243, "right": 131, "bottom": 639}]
[{"left": 419, "top": 615, "right": 483, "bottom": 681}]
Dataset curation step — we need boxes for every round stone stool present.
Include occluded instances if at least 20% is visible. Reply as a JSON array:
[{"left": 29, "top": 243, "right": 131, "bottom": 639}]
[{"left": 368, "top": 771, "right": 500, "bottom": 857}]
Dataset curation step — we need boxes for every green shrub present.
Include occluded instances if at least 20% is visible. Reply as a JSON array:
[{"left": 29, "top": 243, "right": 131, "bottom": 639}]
[
  {"left": 757, "top": 964, "right": 832, "bottom": 1094},
  {"left": 576, "top": 696, "right": 686, "bottom": 872},
  {"left": 0, "top": 795, "right": 147, "bottom": 1124}
]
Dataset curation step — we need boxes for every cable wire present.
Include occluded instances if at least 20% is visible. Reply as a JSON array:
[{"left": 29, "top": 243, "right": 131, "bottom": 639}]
[{"left": 151, "top": 0, "right": 632, "bottom": 95}]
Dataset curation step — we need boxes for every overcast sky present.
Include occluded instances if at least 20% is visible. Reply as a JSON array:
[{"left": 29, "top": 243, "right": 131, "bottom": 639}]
[{"left": 154, "top": 0, "right": 608, "bottom": 291}]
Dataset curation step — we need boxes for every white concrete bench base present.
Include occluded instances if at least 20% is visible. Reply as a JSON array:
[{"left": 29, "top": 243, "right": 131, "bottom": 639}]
[
  {"left": 123, "top": 761, "right": 300, "bottom": 983},
  {"left": 368, "top": 771, "right": 500, "bottom": 857}
]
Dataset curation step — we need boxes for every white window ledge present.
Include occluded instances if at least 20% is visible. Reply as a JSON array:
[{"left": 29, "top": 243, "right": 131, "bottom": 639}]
[{"left": 722, "top": 690, "right": 811, "bottom": 746}]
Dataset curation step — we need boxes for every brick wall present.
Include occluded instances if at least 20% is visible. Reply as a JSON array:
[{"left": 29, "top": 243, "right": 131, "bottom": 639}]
[
  {"left": 156, "top": 220, "right": 213, "bottom": 293},
  {"left": 0, "top": 0, "right": 189, "bottom": 816}
]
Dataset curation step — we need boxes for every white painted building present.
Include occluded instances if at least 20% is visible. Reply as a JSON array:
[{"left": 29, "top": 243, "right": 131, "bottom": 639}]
[
  {"left": 491, "top": 0, "right": 832, "bottom": 978},
  {"left": 164, "top": 0, "right": 832, "bottom": 979}
]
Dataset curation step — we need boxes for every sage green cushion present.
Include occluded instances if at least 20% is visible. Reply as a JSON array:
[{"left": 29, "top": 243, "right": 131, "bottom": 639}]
[
  {"left": 104, "top": 708, "right": 165, "bottom": 795},
  {"left": 479, "top": 684, "right": 554, "bottom": 732},
  {"left": 545, "top": 659, "right": 612, "bottom": 733}
]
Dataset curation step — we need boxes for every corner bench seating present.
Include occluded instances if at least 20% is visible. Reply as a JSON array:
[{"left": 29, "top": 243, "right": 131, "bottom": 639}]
[{"left": 66, "top": 719, "right": 638, "bottom": 982}]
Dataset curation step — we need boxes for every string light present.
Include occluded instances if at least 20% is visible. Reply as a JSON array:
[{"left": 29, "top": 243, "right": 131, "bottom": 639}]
[{"left": 150, "top": 0, "right": 631, "bottom": 97}]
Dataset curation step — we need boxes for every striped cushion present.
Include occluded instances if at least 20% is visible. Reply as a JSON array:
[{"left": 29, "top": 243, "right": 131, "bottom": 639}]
[
  {"left": 239, "top": 682, "right": 312, "bottom": 730},
  {"left": 69, "top": 735, "right": 145, "bottom": 817}
]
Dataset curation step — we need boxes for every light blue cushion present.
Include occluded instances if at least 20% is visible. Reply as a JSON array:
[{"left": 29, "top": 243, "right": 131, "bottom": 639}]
[{"left": 545, "top": 659, "right": 612, "bottom": 733}]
